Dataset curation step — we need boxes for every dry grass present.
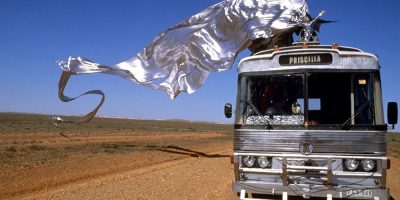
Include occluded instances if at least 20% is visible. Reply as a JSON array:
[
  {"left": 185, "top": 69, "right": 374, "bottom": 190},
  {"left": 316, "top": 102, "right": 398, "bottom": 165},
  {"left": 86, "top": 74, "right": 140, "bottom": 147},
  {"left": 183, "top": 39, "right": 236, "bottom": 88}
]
[
  {"left": 0, "top": 113, "right": 231, "bottom": 134},
  {"left": 0, "top": 113, "right": 233, "bottom": 167}
]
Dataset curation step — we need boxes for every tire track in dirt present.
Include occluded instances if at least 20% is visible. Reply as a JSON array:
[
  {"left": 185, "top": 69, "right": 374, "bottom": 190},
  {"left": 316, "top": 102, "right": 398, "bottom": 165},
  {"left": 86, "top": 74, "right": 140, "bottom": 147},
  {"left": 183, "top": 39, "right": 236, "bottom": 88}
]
[{"left": 19, "top": 149, "right": 238, "bottom": 200}]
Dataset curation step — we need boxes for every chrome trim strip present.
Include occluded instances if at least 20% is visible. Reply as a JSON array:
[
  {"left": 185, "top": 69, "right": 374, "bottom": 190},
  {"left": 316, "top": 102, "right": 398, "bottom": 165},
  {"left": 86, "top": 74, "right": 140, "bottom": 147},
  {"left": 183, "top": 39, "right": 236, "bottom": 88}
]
[
  {"left": 234, "top": 130, "right": 387, "bottom": 154},
  {"left": 234, "top": 152, "right": 387, "bottom": 160}
]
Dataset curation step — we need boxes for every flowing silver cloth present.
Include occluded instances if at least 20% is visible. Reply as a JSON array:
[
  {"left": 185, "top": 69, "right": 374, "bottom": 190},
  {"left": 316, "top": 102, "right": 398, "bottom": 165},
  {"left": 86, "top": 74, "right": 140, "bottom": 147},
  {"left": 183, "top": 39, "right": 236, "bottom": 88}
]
[{"left": 57, "top": 0, "right": 308, "bottom": 123}]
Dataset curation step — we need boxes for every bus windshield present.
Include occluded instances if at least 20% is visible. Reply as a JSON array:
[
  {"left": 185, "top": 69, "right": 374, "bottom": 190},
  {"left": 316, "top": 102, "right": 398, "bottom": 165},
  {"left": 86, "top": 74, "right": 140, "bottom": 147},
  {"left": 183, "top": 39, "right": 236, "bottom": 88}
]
[{"left": 237, "top": 72, "right": 376, "bottom": 129}]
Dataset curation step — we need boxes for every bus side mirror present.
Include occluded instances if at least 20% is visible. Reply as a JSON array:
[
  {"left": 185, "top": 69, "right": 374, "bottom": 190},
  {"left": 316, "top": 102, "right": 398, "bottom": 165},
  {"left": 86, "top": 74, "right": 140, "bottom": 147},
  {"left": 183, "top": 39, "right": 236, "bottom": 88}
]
[
  {"left": 387, "top": 102, "right": 398, "bottom": 129},
  {"left": 224, "top": 103, "right": 232, "bottom": 118}
]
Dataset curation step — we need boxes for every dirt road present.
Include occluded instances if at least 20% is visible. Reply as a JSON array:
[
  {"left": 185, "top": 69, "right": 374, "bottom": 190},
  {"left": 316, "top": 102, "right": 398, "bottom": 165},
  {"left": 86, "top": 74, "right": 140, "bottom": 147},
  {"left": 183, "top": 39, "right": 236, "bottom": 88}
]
[
  {"left": 20, "top": 149, "right": 238, "bottom": 200},
  {"left": 2, "top": 132, "right": 236, "bottom": 200},
  {"left": 15, "top": 152, "right": 400, "bottom": 200}
]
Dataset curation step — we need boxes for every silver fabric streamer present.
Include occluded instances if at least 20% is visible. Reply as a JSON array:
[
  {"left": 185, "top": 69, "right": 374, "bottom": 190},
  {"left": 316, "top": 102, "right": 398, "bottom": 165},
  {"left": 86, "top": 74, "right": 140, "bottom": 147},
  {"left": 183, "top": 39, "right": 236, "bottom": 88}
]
[{"left": 57, "top": 0, "right": 309, "bottom": 123}]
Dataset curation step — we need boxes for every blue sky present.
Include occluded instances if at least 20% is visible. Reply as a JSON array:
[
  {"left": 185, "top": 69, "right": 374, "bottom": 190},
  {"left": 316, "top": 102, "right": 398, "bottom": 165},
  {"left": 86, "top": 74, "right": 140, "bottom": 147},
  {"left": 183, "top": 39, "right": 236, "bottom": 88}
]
[{"left": 0, "top": 0, "right": 399, "bottom": 126}]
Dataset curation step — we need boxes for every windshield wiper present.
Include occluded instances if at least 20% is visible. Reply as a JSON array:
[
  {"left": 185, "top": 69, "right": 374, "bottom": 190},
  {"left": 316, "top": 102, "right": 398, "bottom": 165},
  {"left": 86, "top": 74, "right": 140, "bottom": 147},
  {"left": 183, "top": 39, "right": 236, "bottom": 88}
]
[
  {"left": 246, "top": 91, "right": 272, "bottom": 129},
  {"left": 341, "top": 100, "right": 370, "bottom": 130}
]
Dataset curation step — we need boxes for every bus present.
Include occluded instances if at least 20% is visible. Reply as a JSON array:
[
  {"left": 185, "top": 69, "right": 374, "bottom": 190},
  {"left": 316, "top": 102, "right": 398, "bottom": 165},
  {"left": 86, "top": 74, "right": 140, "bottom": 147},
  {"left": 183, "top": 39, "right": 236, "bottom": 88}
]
[{"left": 224, "top": 43, "right": 398, "bottom": 200}]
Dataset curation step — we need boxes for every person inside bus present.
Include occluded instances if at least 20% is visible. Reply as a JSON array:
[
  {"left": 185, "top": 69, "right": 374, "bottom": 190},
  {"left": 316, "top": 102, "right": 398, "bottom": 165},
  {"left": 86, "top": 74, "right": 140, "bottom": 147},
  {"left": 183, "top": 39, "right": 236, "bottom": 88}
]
[{"left": 265, "top": 95, "right": 289, "bottom": 116}]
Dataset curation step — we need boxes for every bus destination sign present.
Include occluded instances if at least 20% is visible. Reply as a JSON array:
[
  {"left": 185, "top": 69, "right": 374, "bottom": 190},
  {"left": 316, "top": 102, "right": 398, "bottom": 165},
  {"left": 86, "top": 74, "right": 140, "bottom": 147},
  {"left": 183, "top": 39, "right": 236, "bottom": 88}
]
[{"left": 279, "top": 53, "right": 333, "bottom": 66}]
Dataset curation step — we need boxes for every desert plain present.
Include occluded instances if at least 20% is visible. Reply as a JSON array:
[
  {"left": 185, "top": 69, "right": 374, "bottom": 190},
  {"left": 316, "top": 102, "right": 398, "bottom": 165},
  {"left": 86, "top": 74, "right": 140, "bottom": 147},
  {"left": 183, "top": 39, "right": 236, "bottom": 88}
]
[{"left": 0, "top": 113, "right": 399, "bottom": 199}]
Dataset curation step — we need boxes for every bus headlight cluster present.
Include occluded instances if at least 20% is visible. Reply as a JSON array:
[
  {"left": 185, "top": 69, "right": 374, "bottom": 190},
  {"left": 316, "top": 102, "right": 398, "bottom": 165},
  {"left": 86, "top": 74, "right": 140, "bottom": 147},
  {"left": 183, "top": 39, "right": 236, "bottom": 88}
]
[
  {"left": 344, "top": 159, "right": 359, "bottom": 171},
  {"left": 344, "top": 159, "right": 376, "bottom": 172},
  {"left": 242, "top": 156, "right": 256, "bottom": 167},
  {"left": 361, "top": 160, "right": 376, "bottom": 172},
  {"left": 257, "top": 156, "right": 271, "bottom": 168},
  {"left": 242, "top": 156, "right": 271, "bottom": 168}
]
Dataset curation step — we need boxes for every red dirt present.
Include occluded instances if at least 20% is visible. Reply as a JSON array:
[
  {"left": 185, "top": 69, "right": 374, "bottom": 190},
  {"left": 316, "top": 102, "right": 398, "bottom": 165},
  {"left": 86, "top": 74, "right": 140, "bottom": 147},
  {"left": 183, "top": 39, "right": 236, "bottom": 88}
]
[{"left": 0, "top": 114, "right": 398, "bottom": 199}]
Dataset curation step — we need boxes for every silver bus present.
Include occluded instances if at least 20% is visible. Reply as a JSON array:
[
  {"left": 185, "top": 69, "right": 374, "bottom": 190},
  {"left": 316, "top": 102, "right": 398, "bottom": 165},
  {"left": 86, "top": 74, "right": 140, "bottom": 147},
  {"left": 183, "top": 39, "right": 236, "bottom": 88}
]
[{"left": 224, "top": 43, "right": 398, "bottom": 200}]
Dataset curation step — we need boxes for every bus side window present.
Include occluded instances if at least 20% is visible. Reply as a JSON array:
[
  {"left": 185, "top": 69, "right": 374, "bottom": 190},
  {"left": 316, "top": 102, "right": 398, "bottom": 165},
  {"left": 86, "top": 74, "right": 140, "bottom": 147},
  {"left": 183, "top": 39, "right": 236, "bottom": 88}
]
[{"left": 353, "top": 75, "right": 374, "bottom": 124}]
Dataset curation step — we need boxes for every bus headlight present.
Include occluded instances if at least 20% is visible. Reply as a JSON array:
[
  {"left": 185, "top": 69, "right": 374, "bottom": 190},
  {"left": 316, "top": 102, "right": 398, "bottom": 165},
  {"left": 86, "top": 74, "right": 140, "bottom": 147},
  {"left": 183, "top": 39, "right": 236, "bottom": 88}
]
[
  {"left": 242, "top": 156, "right": 256, "bottom": 167},
  {"left": 345, "top": 159, "right": 359, "bottom": 171},
  {"left": 361, "top": 160, "right": 376, "bottom": 172},
  {"left": 257, "top": 156, "right": 271, "bottom": 168}
]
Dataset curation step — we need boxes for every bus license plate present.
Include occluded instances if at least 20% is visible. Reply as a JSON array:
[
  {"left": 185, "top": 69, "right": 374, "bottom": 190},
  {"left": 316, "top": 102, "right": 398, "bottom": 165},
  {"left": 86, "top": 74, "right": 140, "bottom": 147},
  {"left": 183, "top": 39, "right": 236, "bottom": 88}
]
[{"left": 346, "top": 189, "right": 372, "bottom": 198}]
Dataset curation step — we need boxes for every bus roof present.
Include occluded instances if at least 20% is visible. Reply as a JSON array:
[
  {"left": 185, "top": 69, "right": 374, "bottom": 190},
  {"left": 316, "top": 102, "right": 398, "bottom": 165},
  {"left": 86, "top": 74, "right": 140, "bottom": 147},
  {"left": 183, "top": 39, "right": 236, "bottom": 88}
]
[{"left": 238, "top": 44, "right": 379, "bottom": 74}]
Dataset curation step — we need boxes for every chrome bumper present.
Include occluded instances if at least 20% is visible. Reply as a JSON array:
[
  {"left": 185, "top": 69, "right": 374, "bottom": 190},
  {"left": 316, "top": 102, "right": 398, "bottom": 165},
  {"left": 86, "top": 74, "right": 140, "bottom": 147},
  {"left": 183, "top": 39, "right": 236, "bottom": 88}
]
[
  {"left": 234, "top": 182, "right": 389, "bottom": 200},
  {"left": 233, "top": 152, "right": 390, "bottom": 199}
]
